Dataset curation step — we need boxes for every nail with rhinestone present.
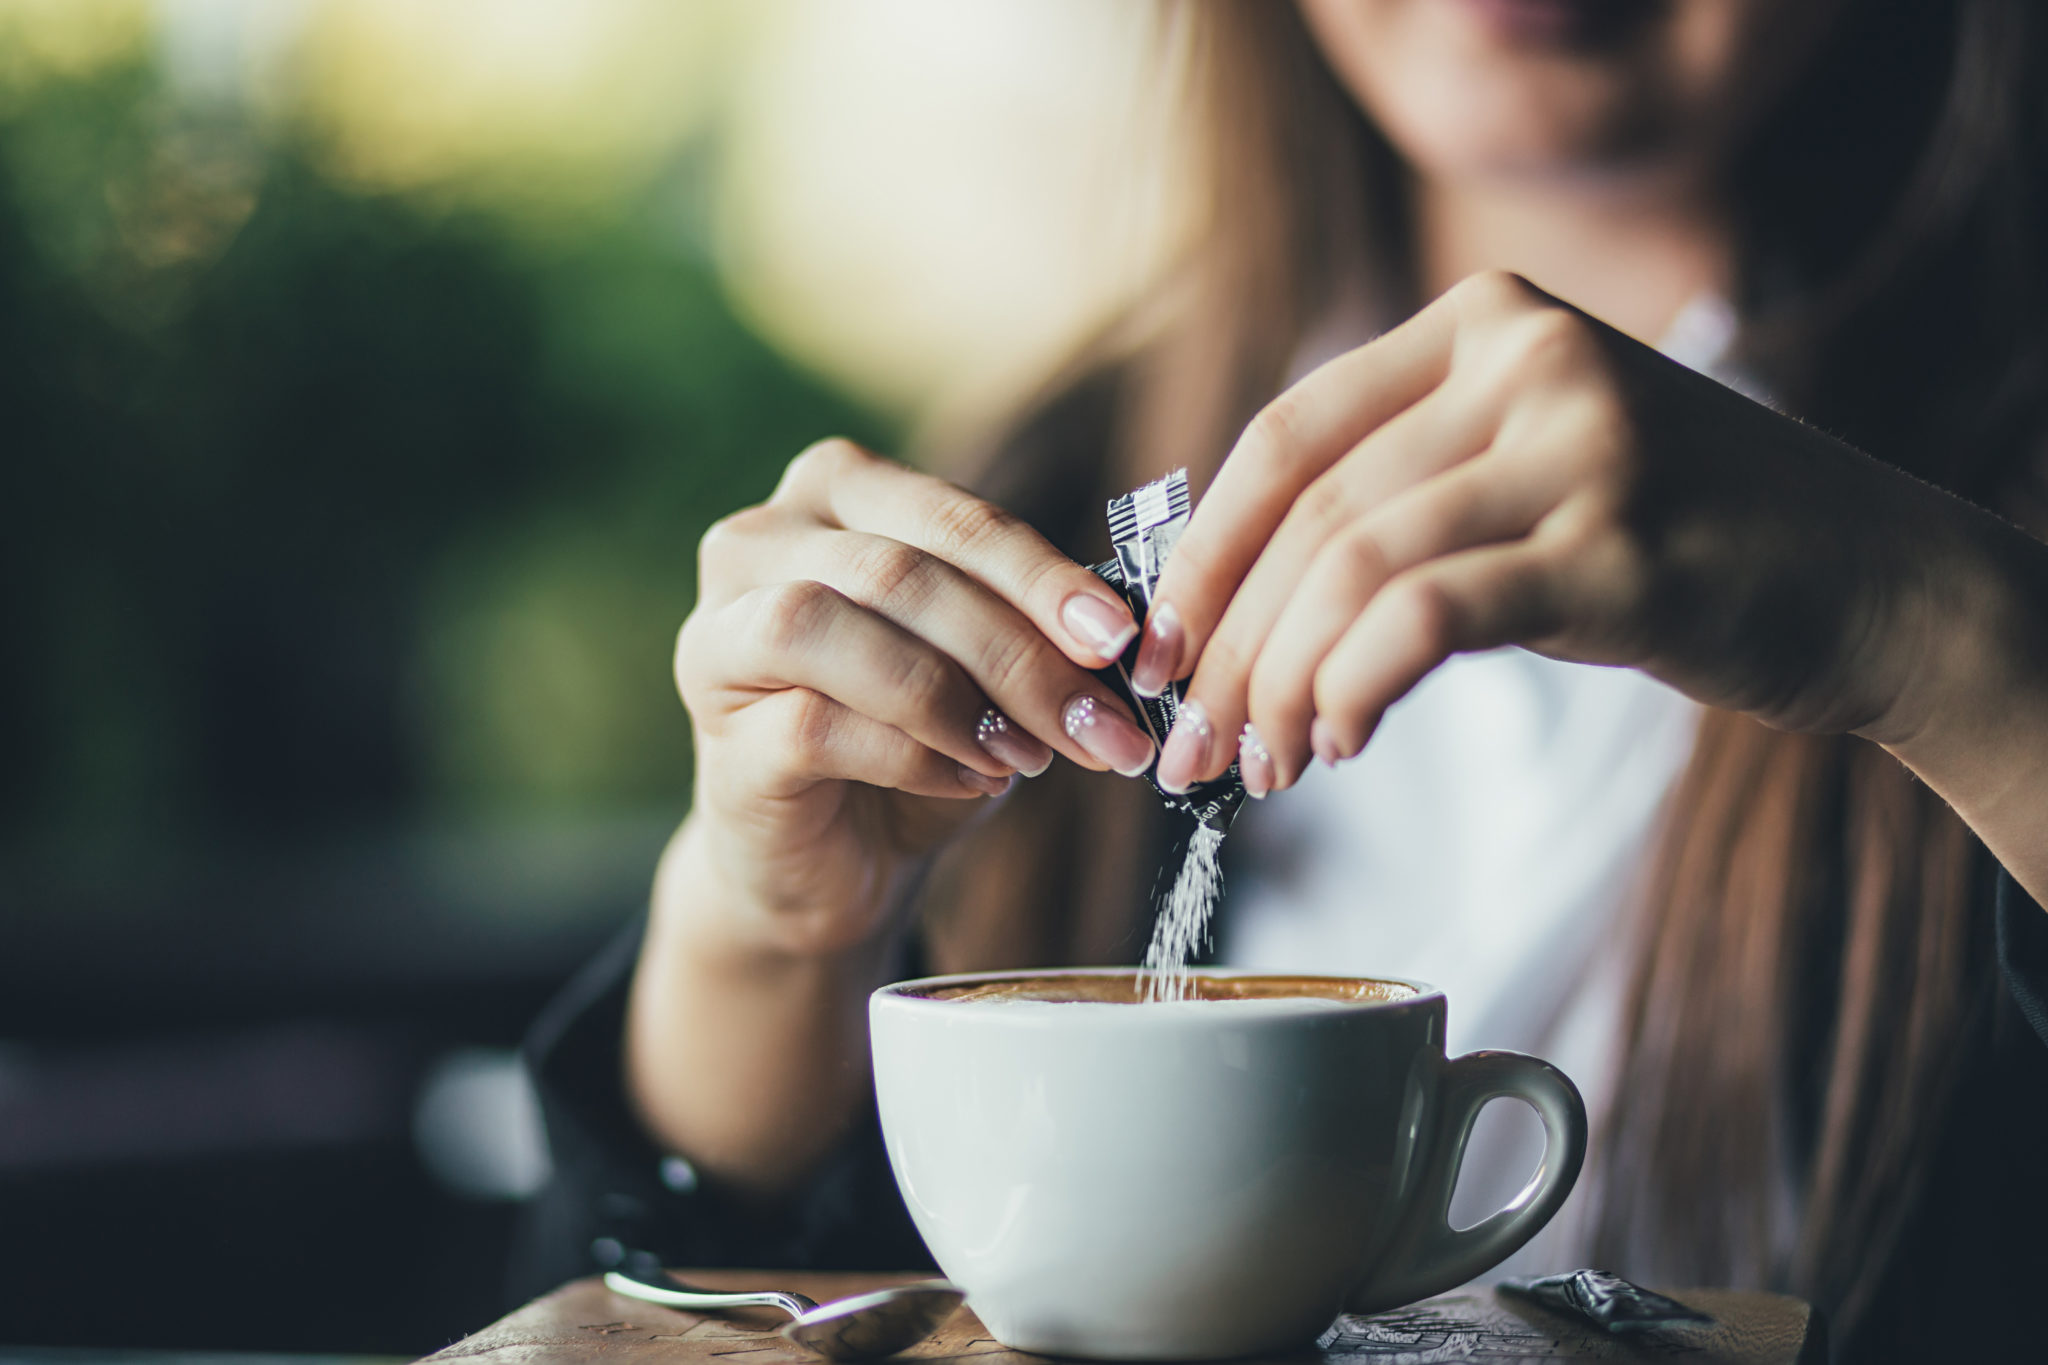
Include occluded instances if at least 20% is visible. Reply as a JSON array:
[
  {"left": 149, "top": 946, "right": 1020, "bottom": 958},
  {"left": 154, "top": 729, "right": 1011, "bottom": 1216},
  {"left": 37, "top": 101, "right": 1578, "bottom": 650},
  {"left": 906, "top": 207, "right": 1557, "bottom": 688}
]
[
  {"left": 1238, "top": 723, "right": 1274, "bottom": 798},
  {"left": 974, "top": 706, "right": 1052, "bottom": 778},
  {"left": 1155, "top": 698, "right": 1214, "bottom": 794},
  {"left": 1062, "top": 695, "right": 1155, "bottom": 777}
]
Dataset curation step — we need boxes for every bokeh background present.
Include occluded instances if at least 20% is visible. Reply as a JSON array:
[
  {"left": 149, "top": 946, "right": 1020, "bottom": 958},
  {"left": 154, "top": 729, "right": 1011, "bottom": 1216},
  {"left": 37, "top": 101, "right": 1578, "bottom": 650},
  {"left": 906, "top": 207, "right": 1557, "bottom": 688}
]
[{"left": 0, "top": 0, "right": 1183, "bottom": 1353}]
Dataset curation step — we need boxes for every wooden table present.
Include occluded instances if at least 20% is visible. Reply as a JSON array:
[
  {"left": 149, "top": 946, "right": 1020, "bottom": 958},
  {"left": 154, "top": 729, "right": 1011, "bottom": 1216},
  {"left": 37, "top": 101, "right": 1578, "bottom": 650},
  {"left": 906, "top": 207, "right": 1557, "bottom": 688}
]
[{"left": 421, "top": 1270, "right": 1822, "bottom": 1364}]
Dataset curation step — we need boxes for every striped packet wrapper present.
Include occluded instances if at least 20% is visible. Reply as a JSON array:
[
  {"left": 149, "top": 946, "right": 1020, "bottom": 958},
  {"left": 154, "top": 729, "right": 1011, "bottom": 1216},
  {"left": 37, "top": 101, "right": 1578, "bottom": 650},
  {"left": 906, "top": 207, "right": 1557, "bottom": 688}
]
[{"left": 1088, "top": 469, "right": 1246, "bottom": 831}]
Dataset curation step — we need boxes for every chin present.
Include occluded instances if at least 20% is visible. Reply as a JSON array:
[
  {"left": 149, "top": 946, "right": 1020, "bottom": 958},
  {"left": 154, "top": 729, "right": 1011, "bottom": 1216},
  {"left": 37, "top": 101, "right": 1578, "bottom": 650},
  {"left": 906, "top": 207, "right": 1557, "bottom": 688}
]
[
  {"left": 1298, "top": 0, "right": 1772, "bottom": 186},
  {"left": 1360, "top": 42, "right": 1659, "bottom": 184}
]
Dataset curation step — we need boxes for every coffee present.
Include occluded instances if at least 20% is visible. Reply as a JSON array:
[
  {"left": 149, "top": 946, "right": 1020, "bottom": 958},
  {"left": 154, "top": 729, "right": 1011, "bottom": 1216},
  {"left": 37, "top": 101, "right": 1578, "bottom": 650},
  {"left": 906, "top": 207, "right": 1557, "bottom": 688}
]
[{"left": 912, "top": 972, "right": 1416, "bottom": 1006}]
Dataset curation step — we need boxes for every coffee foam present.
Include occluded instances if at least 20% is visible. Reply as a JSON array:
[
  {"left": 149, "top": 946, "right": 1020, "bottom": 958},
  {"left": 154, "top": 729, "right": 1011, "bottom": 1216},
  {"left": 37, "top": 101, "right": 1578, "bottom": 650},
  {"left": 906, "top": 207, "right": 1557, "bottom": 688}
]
[{"left": 912, "top": 974, "right": 1415, "bottom": 1006}]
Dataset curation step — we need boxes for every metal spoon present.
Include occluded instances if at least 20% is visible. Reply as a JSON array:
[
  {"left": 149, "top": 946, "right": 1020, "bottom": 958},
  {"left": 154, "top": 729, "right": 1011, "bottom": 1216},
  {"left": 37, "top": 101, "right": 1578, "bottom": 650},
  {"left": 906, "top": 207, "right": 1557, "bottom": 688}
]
[{"left": 602, "top": 1253, "right": 965, "bottom": 1361}]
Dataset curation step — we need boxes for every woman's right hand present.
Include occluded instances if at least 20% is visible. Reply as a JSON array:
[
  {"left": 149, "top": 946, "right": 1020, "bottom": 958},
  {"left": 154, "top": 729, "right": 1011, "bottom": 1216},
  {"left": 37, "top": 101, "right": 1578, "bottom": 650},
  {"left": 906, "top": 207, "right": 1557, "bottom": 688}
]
[
  {"left": 631, "top": 443, "right": 1152, "bottom": 1194},
  {"left": 670, "top": 438, "right": 1157, "bottom": 962}
]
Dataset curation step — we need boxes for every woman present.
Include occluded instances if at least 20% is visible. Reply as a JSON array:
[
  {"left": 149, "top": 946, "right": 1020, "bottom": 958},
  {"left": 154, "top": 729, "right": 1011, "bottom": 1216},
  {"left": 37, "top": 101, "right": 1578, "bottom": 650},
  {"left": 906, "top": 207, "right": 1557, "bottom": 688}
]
[{"left": 521, "top": 2, "right": 2048, "bottom": 1357}]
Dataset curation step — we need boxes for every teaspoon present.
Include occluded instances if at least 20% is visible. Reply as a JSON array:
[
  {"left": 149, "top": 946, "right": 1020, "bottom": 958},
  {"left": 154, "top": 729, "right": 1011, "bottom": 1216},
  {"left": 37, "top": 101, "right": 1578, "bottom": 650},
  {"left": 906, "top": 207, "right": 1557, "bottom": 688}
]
[{"left": 603, "top": 1253, "right": 965, "bottom": 1361}]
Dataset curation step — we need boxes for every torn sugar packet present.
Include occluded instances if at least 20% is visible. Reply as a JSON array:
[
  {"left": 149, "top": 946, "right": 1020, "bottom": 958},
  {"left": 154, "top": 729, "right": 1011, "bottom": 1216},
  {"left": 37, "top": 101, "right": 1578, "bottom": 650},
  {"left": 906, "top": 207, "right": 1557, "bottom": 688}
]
[
  {"left": 1089, "top": 469, "right": 1246, "bottom": 831},
  {"left": 1498, "top": 1271, "right": 1716, "bottom": 1335}
]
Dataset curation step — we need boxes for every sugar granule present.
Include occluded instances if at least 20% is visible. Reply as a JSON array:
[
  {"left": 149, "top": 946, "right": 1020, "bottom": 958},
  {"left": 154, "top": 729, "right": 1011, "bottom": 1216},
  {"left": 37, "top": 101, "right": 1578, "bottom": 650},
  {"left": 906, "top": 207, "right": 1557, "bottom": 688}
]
[{"left": 1138, "top": 822, "right": 1226, "bottom": 1003}]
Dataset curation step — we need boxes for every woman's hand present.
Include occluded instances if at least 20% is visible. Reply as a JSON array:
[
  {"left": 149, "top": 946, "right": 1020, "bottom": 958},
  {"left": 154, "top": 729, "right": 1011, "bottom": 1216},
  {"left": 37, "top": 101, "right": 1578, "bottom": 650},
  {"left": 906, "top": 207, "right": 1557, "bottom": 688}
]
[
  {"left": 1138, "top": 271, "right": 2035, "bottom": 803},
  {"left": 671, "top": 438, "right": 1154, "bottom": 959},
  {"left": 633, "top": 440, "right": 1154, "bottom": 1194}
]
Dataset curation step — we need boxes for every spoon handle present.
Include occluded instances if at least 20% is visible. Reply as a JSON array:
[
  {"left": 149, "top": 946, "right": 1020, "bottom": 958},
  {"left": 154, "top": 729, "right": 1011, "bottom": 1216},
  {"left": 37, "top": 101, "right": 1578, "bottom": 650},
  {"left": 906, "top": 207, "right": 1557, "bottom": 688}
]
[{"left": 604, "top": 1259, "right": 818, "bottom": 1321}]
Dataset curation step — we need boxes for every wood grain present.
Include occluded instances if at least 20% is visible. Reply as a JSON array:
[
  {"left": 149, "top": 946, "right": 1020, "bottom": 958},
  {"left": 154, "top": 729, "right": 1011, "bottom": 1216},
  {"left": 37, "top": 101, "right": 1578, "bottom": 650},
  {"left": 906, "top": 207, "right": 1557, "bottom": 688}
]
[{"left": 421, "top": 1271, "right": 1820, "bottom": 1365}]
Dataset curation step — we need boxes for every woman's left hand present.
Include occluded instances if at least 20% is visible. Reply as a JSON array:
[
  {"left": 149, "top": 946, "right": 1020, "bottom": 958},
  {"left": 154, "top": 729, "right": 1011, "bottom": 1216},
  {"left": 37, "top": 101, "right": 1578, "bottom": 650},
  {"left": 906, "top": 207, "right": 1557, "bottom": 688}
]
[{"left": 1138, "top": 270, "right": 2023, "bottom": 799}]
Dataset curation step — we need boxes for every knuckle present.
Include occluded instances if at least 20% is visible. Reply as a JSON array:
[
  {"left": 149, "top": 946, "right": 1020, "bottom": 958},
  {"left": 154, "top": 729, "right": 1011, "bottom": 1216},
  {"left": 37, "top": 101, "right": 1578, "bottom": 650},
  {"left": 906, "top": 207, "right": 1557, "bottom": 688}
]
[
  {"left": 885, "top": 646, "right": 961, "bottom": 720},
  {"left": 697, "top": 505, "right": 763, "bottom": 576},
  {"left": 1490, "top": 387, "right": 1631, "bottom": 497},
  {"left": 676, "top": 601, "right": 750, "bottom": 703},
  {"left": 1010, "top": 558, "right": 1066, "bottom": 621},
  {"left": 850, "top": 538, "right": 939, "bottom": 612},
  {"left": 973, "top": 623, "right": 1042, "bottom": 701},
  {"left": 1388, "top": 572, "right": 1460, "bottom": 657},
  {"left": 753, "top": 579, "right": 838, "bottom": 656},
  {"left": 1294, "top": 473, "right": 1355, "bottom": 538},
  {"left": 1543, "top": 484, "right": 1626, "bottom": 556},
  {"left": 923, "top": 492, "right": 1015, "bottom": 561},
  {"left": 1570, "top": 517, "right": 1648, "bottom": 595},
  {"left": 778, "top": 437, "right": 865, "bottom": 495},
  {"left": 698, "top": 511, "right": 743, "bottom": 562},
  {"left": 1328, "top": 522, "right": 1394, "bottom": 586},
  {"left": 672, "top": 616, "right": 701, "bottom": 698},
  {"left": 774, "top": 447, "right": 825, "bottom": 498},
  {"left": 776, "top": 688, "right": 840, "bottom": 769},
  {"left": 1450, "top": 268, "right": 1538, "bottom": 317},
  {"left": 1242, "top": 394, "right": 1304, "bottom": 465},
  {"left": 1497, "top": 308, "right": 1589, "bottom": 379}
]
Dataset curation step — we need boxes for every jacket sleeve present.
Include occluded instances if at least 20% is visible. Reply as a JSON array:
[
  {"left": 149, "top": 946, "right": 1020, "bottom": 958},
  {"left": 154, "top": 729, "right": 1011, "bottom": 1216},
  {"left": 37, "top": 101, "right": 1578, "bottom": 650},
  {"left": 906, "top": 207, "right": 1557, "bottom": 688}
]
[
  {"left": 509, "top": 916, "right": 934, "bottom": 1303},
  {"left": 1996, "top": 867, "right": 2048, "bottom": 1049}
]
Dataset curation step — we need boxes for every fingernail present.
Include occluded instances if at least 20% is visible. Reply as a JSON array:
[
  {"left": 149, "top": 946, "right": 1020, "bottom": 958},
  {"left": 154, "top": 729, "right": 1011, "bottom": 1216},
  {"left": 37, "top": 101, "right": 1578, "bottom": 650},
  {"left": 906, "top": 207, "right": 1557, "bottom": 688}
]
[
  {"left": 1310, "top": 717, "right": 1345, "bottom": 768},
  {"left": 1062, "top": 695, "right": 1156, "bottom": 777},
  {"left": 958, "top": 765, "right": 1013, "bottom": 798},
  {"left": 1155, "top": 699, "right": 1213, "bottom": 795},
  {"left": 975, "top": 707, "right": 1052, "bottom": 778},
  {"left": 1130, "top": 602, "right": 1184, "bottom": 698},
  {"left": 1061, "top": 593, "right": 1138, "bottom": 665},
  {"left": 1238, "top": 723, "right": 1273, "bottom": 799}
]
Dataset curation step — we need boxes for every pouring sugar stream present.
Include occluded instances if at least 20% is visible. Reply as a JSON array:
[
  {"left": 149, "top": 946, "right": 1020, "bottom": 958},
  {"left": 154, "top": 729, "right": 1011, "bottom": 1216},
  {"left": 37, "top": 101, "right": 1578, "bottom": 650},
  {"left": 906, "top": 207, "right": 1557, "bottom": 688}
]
[{"left": 1089, "top": 470, "right": 1245, "bottom": 1002}]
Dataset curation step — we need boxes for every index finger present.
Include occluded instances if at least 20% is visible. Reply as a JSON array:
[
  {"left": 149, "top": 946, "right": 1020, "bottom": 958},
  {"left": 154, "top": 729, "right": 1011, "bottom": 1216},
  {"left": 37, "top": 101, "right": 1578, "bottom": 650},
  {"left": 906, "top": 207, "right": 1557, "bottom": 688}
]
[
  {"left": 779, "top": 439, "right": 1140, "bottom": 668},
  {"left": 1132, "top": 297, "right": 1459, "bottom": 695}
]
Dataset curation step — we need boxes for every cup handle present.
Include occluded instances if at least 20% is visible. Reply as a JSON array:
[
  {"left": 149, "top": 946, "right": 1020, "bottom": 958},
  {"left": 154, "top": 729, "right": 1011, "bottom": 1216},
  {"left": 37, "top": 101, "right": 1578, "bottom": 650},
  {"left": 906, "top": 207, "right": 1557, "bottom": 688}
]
[{"left": 1346, "top": 1049, "right": 1588, "bottom": 1314}]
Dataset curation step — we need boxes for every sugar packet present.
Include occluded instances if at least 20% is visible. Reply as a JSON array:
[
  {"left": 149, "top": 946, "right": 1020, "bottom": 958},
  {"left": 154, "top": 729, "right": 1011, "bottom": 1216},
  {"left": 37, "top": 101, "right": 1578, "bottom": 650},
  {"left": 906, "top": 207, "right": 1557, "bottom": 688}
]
[
  {"left": 1499, "top": 1270, "right": 1716, "bottom": 1335},
  {"left": 1088, "top": 469, "right": 1246, "bottom": 831}
]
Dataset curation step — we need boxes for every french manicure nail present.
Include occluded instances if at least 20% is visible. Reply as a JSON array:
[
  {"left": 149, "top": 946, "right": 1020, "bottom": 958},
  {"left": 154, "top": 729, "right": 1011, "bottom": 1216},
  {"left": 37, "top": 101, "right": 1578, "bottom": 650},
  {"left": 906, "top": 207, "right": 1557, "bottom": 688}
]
[
  {"left": 1155, "top": 699, "right": 1214, "bottom": 795},
  {"left": 1238, "top": 723, "right": 1274, "bottom": 799},
  {"left": 1062, "top": 695, "right": 1156, "bottom": 777},
  {"left": 1061, "top": 593, "right": 1138, "bottom": 665},
  {"left": 975, "top": 707, "right": 1052, "bottom": 778},
  {"left": 1310, "top": 717, "right": 1344, "bottom": 768},
  {"left": 1129, "top": 602, "right": 1184, "bottom": 698},
  {"left": 958, "top": 765, "right": 1013, "bottom": 798}
]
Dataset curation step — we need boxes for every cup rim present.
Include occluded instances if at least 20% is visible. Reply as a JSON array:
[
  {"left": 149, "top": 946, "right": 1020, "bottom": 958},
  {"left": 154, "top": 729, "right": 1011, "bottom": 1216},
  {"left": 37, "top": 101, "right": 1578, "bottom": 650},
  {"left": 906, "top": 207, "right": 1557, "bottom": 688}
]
[{"left": 873, "top": 964, "right": 1442, "bottom": 1009}]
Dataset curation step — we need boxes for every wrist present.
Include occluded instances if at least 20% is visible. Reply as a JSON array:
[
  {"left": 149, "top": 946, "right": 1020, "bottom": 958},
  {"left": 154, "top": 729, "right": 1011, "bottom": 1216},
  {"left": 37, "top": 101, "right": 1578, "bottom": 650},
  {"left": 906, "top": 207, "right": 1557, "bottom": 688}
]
[
  {"left": 1864, "top": 501, "right": 2048, "bottom": 836},
  {"left": 628, "top": 816, "right": 901, "bottom": 1193},
  {"left": 650, "top": 813, "right": 910, "bottom": 979}
]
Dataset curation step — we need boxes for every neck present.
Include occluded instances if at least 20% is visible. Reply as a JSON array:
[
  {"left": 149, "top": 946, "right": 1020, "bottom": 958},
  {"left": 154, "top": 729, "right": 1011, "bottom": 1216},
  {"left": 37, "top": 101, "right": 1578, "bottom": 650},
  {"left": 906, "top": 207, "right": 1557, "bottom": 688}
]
[{"left": 1414, "top": 173, "right": 1734, "bottom": 344}]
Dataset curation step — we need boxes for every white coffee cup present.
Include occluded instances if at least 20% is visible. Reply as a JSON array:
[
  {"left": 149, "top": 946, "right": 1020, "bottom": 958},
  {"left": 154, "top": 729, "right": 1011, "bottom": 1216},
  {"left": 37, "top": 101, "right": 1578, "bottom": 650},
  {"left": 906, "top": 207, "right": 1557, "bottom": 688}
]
[{"left": 870, "top": 968, "right": 1586, "bottom": 1360}]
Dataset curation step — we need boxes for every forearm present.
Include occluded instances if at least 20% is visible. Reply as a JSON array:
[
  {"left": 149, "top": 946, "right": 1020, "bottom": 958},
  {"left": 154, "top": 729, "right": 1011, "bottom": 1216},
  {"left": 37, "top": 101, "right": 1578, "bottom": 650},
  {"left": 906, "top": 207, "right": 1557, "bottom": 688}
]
[
  {"left": 1865, "top": 500, "right": 2048, "bottom": 905},
  {"left": 624, "top": 817, "right": 904, "bottom": 1200}
]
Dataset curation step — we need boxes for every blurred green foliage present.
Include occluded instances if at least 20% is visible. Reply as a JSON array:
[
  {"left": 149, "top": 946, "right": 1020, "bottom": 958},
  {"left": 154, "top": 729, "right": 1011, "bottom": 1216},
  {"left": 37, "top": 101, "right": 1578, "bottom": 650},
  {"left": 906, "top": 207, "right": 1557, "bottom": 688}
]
[{"left": 0, "top": 59, "right": 893, "bottom": 840}]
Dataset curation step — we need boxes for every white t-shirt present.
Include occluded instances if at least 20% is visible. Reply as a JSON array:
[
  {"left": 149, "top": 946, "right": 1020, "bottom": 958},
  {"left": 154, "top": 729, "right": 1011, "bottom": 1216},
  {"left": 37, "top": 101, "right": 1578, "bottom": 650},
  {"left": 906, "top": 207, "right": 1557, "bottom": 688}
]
[{"left": 1216, "top": 296, "right": 1744, "bottom": 1273}]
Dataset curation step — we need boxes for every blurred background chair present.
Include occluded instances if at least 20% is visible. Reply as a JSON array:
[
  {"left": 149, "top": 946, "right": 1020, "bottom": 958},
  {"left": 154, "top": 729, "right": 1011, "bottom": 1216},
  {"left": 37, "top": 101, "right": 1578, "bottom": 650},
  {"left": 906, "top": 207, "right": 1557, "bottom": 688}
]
[{"left": 0, "top": 0, "right": 1178, "bottom": 1354}]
